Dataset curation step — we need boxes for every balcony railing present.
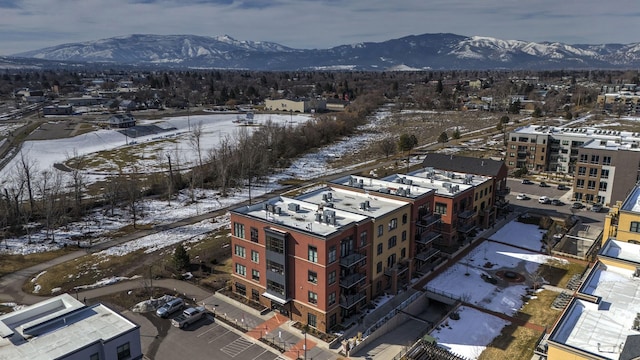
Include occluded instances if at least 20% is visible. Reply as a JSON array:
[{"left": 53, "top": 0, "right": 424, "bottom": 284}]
[
  {"left": 416, "top": 231, "right": 441, "bottom": 245},
  {"left": 457, "top": 222, "right": 477, "bottom": 234},
  {"left": 339, "top": 272, "right": 367, "bottom": 289},
  {"left": 457, "top": 209, "right": 475, "bottom": 220},
  {"left": 415, "top": 248, "right": 441, "bottom": 262},
  {"left": 340, "top": 252, "right": 366, "bottom": 268},
  {"left": 339, "top": 291, "right": 366, "bottom": 309},
  {"left": 418, "top": 213, "right": 441, "bottom": 227},
  {"left": 384, "top": 261, "right": 409, "bottom": 277}
]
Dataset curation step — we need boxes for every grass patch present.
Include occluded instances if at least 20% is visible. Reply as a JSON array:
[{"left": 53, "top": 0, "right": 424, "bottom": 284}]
[
  {"left": 23, "top": 249, "right": 149, "bottom": 295},
  {"left": 539, "top": 258, "right": 587, "bottom": 288},
  {"left": 0, "top": 247, "right": 79, "bottom": 277},
  {"left": 517, "top": 290, "right": 562, "bottom": 328},
  {"left": 478, "top": 325, "right": 540, "bottom": 360}
]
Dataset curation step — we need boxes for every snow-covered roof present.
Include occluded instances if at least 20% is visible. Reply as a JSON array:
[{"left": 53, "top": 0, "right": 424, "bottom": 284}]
[
  {"left": 621, "top": 185, "right": 640, "bottom": 213},
  {"left": 511, "top": 125, "right": 640, "bottom": 143},
  {"left": 0, "top": 294, "right": 138, "bottom": 360},
  {"left": 549, "top": 243, "right": 640, "bottom": 359}
]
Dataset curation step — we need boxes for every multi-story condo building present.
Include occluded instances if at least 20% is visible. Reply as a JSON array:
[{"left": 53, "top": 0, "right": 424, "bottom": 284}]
[
  {"left": 506, "top": 125, "right": 640, "bottom": 173},
  {"left": 545, "top": 185, "right": 640, "bottom": 360},
  {"left": 572, "top": 139, "right": 640, "bottom": 205},
  {"left": 0, "top": 294, "right": 142, "bottom": 360},
  {"left": 230, "top": 159, "right": 508, "bottom": 333}
]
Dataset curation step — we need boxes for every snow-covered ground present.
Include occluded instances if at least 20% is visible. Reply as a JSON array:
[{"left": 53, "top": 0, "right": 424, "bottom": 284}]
[
  {"left": 423, "top": 221, "right": 569, "bottom": 360},
  {"left": 430, "top": 306, "right": 510, "bottom": 360}
]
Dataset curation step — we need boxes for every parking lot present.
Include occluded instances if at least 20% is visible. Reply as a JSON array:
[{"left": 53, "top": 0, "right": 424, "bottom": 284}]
[{"left": 156, "top": 317, "right": 284, "bottom": 360}]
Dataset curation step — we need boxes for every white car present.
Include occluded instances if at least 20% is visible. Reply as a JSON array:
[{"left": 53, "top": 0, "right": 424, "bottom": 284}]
[
  {"left": 516, "top": 193, "right": 530, "bottom": 200},
  {"left": 538, "top": 196, "right": 550, "bottom": 204}
]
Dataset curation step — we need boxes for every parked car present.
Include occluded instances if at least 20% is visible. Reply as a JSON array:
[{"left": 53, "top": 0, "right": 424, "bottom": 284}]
[
  {"left": 172, "top": 306, "right": 207, "bottom": 328},
  {"left": 551, "top": 199, "right": 565, "bottom": 206},
  {"left": 539, "top": 182, "right": 550, "bottom": 187},
  {"left": 521, "top": 179, "right": 534, "bottom": 185},
  {"left": 539, "top": 196, "right": 551, "bottom": 204},
  {"left": 591, "top": 204, "right": 603, "bottom": 212},
  {"left": 516, "top": 193, "right": 530, "bottom": 200},
  {"left": 156, "top": 297, "right": 184, "bottom": 318},
  {"left": 572, "top": 202, "right": 585, "bottom": 209},
  {"left": 557, "top": 184, "right": 569, "bottom": 190}
]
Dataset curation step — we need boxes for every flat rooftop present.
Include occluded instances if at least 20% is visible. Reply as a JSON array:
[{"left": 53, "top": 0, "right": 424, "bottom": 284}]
[
  {"left": 511, "top": 125, "right": 640, "bottom": 142},
  {"left": 549, "top": 241, "right": 640, "bottom": 359},
  {"left": 621, "top": 185, "right": 640, "bottom": 213},
  {"left": 0, "top": 294, "right": 138, "bottom": 360},
  {"left": 331, "top": 175, "right": 435, "bottom": 199},
  {"left": 581, "top": 138, "right": 640, "bottom": 151},
  {"left": 381, "top": 171, "right": 479, "bottom": 197}
]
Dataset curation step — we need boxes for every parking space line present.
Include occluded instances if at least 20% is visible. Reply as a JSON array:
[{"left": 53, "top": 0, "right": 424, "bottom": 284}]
[
  {"left": 196, "top": 324, "right": 219, "bottom": 338},
  {"left": 220, "top": 337, "right": 253, "bottom": 357},
  {"left": 207, "top": 329, "right": 231, "bottom": 344},
  {"left": 250, "top": 349, "right": 269, "bottom": 360}
]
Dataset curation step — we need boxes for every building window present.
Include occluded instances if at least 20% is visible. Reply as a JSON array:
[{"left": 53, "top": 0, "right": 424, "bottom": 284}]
[
  {"left": 402, "top": 214, "right": 408, "bottom": 224},
  {"left": 590, "top": 155, "right": 599, "bottom": 164},
  {"left": 251, "top": 250, "right": 259, "bottom": 263},
  {"left": 328, "top": 270, "right": 336, "bottom": 284},
  {"left": 603, "top": 156, "right": 611, "bottom": 165},
  {"left": 90, "top": 354, "right": 100, "bottom": 360},
  {"left": 631, "top": 222, "right": 640, "bottom": 233},
  {"left": 401, "top": 230, "right": 407, "bottom": 242},
  {"left": 266, "top": 236, "right": 284, "bottom": 254},
  {"left": 378, "top": 224, "right": 384, "bottom": 237},
  {"left": 388, "top": 236, "right": 397, "bottom": 249},
  {"left": 601, "top": 169, "right": 609, "bottom": 178},
  {"left": 234, "top": 245, "right": 246, "bottom": 258},
  {"left": 308, "top": 270, "right": 318, "bottom": 284},
  {"left": 587, "top": 180, "right": 596, "bottom": 190},
  {"left": 377, "top": 243, "right": 383, "bottom": 255},
  {"left": 508, "top": 161, "right": 514, "bottom": 166},
  {"left": 401, "top": 247, "right": 406, "bottom": 259},
  {"left": 576, "top": 179, "right": 584, "bottom": 188},
  {"left": 233, "top": 222, "right": 245, "bottom": 239},
  {"left": 577, "top": 166, "right": 586, "bottom": 176},
  {"left": 267, "top": 260, "right": 284, "bottom": 275},
  {"left": 575, "top": 192, "right": 583, "bottom": 200},
  {"left": 235, "top": 263, "right": 246, "bottom": 276},
  {"left": 376, "top": 261, "right": 382, "bottom": 273},
  {"left": 434, "top": 202, "right": 447, "bottom": 215},
  {"left": 117, "top": 343, "right": 131, "bottom": 360},
  {"left": 267, "top": 280, "right": 285, "bottom": 296},
  {"left": 389, "top": 218, "right": 397, "bottom": 230},
  {"left": 250, "top": 227, "right": 259, "bottom": 242},
  {"left": 599, "top": 182, "right": 608, "bottom": 191},
  {"left": 308, "top": 246, "right": 318, "bottom": 263},
  {"left": 252, "top": 269, "right": 260, "bottom": 281},
  {"left": 589, "top": 168, "right": 598, "bottom": 177},
  {"left": 387, "top": 253, "right": 396, "bottom": 268},
  {"left": 360, "top": 231, "right": 367, "bottom": 247},
  {"left": 510, "top": 145, "right": 516, "bottom": 149},
  {"left": 328, "top": 292, "right": 336, "bottom": 306},
  {"left": 509, "top": 152, "right": 515, "bottom": 157},
  {"left": 252, "top": 289, "right": 260, "bottom": 302},
  {"left": 579, "top": 154, "right": 588, "bottom": 163},
  {"left": 511, "top": 137, "right": 516, "bottom": 141},
  {"left": 328, "top": 246, "right": 336, "bottom": 263},
  {"left": 308, "top": 291, "right": 318, "bottom": 304},
  {"left": 530, "top": 146, "right": 536, "bottom": 151},
  {"left": 308, "top": 313, "right": 317, "bottom": 328}
]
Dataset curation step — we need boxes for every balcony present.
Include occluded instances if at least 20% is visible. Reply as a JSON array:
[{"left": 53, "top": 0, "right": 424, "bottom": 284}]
[
  {"left": 457, "top": 209, "right": 475, "bottom": 220},
  {"left": 418, "top": 213, "right": 441, "bottom": 227},
  {"left": 384, "top": 261, "right": 409, "bottom": 277},
  {"left": 339, "top": 291, "right": 366, "bottom": 309},
  {"left": 415, "top": 248, "right": 441, "bottom": 262},
  {"left": 416, "top": 231, "right": 441, "bottom": 245},
  {"left": 457, "top": 222, "right": 477, "bottom": 234},
  {"left": 339, "top": 272, "right": 367, "bottom": 289},
  {"left": 340, "top": 252, "right": 366, "bottom": 268}
]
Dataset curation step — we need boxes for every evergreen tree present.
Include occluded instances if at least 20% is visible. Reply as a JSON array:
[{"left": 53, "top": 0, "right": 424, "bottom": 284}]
[
  {"left": 173, "top": 243, "right": 190, "bottom": 271},
  {"left": 438, "top": 132, "right": 449, "bottom": 144}
]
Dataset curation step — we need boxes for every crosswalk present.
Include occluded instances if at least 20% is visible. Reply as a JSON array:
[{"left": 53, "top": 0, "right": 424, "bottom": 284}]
[{"left": 220, "top": 337, "right": 254, "bottom": 358}]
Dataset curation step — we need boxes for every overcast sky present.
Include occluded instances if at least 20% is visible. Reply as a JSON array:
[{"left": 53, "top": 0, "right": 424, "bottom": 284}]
[{"left": 2, "top": 0, "right": 639, "bottom": 55}]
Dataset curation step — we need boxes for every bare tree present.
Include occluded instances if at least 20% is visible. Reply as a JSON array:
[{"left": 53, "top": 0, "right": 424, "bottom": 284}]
[
  {"left": 378, "top": 137, "right": 397, "bottom": 158},
  {"left": 66, "top": 149, "right": 87, "bottom": 217},
  {"left": 18, "top": 152, "right": 38, "bottom": 212}
]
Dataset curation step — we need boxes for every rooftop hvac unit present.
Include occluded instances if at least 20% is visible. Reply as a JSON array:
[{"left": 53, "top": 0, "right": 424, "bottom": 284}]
[
  {"left": 394, "top": 178, "right": 403, "bottom": 183},
  {"left": 262, "top": 203, "right": 268, "bottom": 211},
  {"left": 348, "top": 177, "right": 354, "bottom": 186},
  {"left": 288, "top": 203, "right": 300, "bottom": 212},
  {"left": 330, "top": 217, "right": 337, "bottom": 226},
  {"left": 325, "top": 202, "right": 334, "bottom": 208},
  {"left": 315, "top": 213, "right": 322, "bottom": 222},
  {"left": 406, "top": 179, "right": 413, "bottom": 185},
  {"left": 358, "top": 179, "right": 364, "bottom": 185},
  {"left": 443, "top": 182, "right": 451, "bottom": 189},
  {"left": 323, "top": 209, "right": 336, "bottom": 217},
  {"left": 327, "top": 192, "right": 333, "bottom": 200},
  {"left": 266, "top": 204, "right": 275, "bottom": 212},
  {"left": 397, "top": 188, "right": 405, "bottom": 196},
  {"left": 274, "top": 206, "right": 281, "bottom": 215},
  {"left": 365, "top": 200, "right": 370, "bottom": 208},
  {"left": 634, "top": 314, "right": 640, "bottom": 330},
  {"left": 634, "top": 267, "right": 640, "bottom": 277},
  {"left": 406, "top": 188, "right": 411, "bottom": 195},
  {"left": 360, "top": 202, "right": 367, "bottom": 210}
]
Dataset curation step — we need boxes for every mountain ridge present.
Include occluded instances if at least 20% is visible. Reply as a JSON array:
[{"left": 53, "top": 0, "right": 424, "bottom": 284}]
[{"left": 10, "top": 33, "right": 640, "bottom": 70}]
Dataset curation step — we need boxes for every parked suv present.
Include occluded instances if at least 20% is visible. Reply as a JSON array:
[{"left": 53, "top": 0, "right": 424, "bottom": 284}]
[
  {"left": 538, "top": 196, "right": 551, "bottom": 204},
  {"left": 156, "top": 298, "right": 184, "bottom": 318}
]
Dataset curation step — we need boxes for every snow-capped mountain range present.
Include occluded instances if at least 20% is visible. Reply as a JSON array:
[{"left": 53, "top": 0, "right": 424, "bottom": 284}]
[{"left": 10, "top": 33, "right": 640, "bottom": 70}]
